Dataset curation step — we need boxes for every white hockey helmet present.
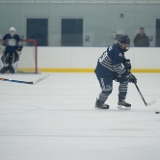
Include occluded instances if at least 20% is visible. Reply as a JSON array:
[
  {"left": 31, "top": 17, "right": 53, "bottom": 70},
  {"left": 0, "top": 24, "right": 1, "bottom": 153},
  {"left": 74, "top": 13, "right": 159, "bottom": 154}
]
[{"left": 9, "top": 27, "right": 16, "bottom": 36}]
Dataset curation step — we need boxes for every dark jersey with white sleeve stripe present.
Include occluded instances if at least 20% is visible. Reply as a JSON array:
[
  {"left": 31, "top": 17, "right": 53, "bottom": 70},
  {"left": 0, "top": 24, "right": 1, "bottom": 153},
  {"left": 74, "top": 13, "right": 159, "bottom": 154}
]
[{"left": 95, "top": 43, "right": 126, "bottom": 76}]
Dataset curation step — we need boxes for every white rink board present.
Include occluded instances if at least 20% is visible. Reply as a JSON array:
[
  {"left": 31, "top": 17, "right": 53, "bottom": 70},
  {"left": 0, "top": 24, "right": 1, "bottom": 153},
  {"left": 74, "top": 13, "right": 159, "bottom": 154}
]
[
  {"left": 2, "top": 47, "right": 160, "bottom": 70},
  {"left": 36, "top": 47, "right": 159, "bottom": 69}
]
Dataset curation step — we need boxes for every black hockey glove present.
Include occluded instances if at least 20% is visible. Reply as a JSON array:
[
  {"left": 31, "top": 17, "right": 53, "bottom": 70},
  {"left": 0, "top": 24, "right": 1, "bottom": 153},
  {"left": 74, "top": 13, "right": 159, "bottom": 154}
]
[
  {"left": 126, "top": 72, "right": 137, "bottom": 83},
  {"left": 123, "top": 59, "right": 131, "bottom": 71}
]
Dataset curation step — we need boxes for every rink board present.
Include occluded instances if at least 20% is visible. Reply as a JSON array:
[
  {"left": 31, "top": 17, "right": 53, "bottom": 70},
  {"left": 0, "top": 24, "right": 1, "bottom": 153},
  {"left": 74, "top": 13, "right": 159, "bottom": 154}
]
[{"left": 17, "top": 47, "right": 160, "bottom": 73}]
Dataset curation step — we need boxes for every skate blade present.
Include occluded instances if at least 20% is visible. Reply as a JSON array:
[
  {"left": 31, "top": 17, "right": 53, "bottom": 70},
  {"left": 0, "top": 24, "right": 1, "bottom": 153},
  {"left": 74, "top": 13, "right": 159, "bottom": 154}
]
[{"left": 118, "top": 105, "right": 131, "bottom": 110}]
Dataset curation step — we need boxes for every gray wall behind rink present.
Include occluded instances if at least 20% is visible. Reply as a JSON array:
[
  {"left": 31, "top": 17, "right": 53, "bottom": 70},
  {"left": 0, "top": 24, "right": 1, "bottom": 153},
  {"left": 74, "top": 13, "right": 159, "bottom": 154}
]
[{"left": 0, "top": 3, "right": 159, "bottom": 47}]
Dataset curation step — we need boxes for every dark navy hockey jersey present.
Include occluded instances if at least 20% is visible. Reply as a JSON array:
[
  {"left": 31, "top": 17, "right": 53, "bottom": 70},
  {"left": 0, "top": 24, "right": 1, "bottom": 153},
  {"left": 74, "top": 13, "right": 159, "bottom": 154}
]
[
  {"left": 2, "top": 34, "right": 22, "bottom": 52},
  {"left": 95, "top": 43, "right": 127, "bottom": 76}
]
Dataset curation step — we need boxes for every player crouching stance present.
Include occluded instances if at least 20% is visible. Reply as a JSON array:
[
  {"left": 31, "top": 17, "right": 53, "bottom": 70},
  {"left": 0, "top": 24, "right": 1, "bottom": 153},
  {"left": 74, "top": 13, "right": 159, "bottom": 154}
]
[
  {"left": 0, "top": 27, "right": 23, "bottom": 74},
  {"left": 95, "top": 35, "right": 137, "bottom": 110}
]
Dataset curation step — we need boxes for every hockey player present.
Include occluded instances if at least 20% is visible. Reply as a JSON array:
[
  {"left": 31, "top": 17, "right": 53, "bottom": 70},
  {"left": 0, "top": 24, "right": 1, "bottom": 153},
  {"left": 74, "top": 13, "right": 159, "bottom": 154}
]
[
  {"left": 95, "top": 35, "right": 137, "bottom": 110},
  {"left": 0, "top": 27, "right": 23, "bottom": 74}
]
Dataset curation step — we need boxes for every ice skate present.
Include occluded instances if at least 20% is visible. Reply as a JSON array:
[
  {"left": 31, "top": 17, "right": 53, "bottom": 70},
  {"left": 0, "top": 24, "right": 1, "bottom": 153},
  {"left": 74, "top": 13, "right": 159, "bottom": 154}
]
[
  {"left": 118, "top": 97, "right": 131, "bottom": 110},
  {"left": 95, "top": 99, "right": 109, "bottom": 109}
]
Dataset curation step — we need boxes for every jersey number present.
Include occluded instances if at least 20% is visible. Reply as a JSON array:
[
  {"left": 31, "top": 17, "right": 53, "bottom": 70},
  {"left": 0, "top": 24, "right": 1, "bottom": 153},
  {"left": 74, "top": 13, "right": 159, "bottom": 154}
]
[{"left": 99, "top": 46, "right": 112, "bottom": 63}]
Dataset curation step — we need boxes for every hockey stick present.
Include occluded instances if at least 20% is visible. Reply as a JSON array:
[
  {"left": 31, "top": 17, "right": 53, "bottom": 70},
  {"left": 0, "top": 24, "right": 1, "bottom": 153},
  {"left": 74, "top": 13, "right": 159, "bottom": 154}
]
[
  {"left": 32, "top": 74, "right": 49, "bottom": 84},
  {"left": 134, "top": 83, "right": 156, "bottom": 106},
  {"left": 0, "top": 74, "right": 49, "bottom": 85}
]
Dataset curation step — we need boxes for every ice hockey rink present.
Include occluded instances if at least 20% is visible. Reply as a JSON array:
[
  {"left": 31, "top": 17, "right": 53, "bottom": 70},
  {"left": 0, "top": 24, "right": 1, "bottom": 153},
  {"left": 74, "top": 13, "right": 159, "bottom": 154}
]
[{"left": 0, "top": 73, "right": 160, "bottom": 160}]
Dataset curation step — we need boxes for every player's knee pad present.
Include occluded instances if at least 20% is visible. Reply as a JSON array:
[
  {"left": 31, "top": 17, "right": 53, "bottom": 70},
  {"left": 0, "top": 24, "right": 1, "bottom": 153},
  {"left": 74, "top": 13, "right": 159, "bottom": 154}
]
[{"left": 115, "top": 75, "right": 129, "bottom": 84}]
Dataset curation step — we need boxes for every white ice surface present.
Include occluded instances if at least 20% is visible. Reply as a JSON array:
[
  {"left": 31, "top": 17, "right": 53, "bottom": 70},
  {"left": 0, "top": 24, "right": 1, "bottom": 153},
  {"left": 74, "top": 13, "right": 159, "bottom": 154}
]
[{"left": 0, "top": 73, "right": 160, "bottom": 160}]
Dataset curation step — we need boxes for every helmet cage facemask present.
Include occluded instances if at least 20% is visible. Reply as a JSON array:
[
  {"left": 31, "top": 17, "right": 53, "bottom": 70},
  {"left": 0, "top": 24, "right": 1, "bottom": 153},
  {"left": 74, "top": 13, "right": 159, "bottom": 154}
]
[
  {"left": 9, "top": 27, "right": 16, "bottom": 37},
  {"left": 10, "top": 31, "right": 15, "bottom": 37}
]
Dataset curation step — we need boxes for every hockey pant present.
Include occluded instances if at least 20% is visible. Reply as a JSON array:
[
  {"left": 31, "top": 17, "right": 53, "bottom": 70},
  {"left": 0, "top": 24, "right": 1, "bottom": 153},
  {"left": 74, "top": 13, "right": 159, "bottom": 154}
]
[
  {"left": 0, "top": 51, "right": 19, "bottom": 73},
  {"left": 96, "top": 73, "right": 128, "bottom": 104}
]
